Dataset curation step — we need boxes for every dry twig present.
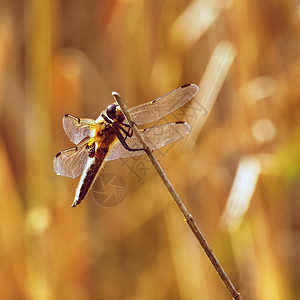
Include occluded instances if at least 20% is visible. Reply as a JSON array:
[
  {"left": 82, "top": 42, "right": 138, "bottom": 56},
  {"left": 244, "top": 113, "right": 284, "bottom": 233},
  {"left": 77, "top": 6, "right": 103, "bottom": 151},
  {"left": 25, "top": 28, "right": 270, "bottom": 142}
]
[{"left": 113, "top": 91, "right": 243, "bottom": 300}]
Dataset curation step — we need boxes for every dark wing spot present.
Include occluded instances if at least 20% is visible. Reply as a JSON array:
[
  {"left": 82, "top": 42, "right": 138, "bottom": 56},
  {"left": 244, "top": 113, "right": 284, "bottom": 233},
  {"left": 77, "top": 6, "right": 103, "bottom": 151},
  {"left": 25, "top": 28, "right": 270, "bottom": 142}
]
[
  {"left": 175, "top": 121, "right": 185, "bottom": 124},
  {"left": 181, "top": 83, "right": 191, "bottom": 88},
  {"left": 55, "top": 152, "right": 62, "bottom": 158},
  {"left": 64, "top": 114, "right": 80, "bottom": 123},
  {"left": 151, "top": 99, "right": 156, "bottom": 104}
]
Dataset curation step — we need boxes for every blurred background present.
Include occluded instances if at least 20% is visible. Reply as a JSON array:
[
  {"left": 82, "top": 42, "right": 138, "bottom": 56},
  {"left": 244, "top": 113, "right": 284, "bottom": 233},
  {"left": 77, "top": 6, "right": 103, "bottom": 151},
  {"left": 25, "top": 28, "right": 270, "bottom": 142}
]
[{"left": 0, "top": 0, "right": 299, "bottom": 299}]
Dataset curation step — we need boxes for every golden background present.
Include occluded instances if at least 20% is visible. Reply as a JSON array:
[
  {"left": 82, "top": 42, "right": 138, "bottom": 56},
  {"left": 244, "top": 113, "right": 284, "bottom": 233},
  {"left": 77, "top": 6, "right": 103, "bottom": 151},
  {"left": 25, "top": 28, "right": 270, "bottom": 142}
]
[{"left": 1, "top": 0, "right": 299, "bottom": 299}]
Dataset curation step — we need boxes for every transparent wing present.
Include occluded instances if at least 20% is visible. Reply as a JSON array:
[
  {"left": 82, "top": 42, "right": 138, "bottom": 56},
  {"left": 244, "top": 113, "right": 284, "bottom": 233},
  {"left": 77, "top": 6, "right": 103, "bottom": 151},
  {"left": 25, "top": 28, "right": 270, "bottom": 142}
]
[
  {"left": 53, "top": 142, "right": 89, "bottom": 178},
  {"left": 106, "top": 122, "right": 190, "bottom": 161},
  {"left": 63, "top": 114, "right": 95, "bottom": 145},
  {"left": 127, "top": 84, "right": 199, "bottom": 125}
]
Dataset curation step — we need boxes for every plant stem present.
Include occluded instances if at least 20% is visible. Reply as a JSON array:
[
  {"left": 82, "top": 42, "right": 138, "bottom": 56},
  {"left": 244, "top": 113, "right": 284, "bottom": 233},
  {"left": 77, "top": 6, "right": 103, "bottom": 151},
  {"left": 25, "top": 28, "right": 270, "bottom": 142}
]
[{"left": 113, "top": 92, "right": 243, "bottom": 300}]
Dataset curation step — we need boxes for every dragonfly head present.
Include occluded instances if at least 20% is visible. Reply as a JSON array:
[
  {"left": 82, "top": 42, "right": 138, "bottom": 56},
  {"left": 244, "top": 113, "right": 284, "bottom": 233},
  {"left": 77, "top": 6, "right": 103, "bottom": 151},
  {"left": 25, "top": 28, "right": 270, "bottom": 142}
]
[{"left": 106, "top": 104, "right": 125, "bottom": 123}]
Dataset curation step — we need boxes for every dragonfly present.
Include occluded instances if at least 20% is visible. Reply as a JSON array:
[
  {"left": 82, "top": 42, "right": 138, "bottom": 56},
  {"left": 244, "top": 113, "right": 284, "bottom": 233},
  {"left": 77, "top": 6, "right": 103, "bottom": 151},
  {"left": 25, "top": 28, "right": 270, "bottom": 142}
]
[{"left": 53, "top": 83, "right": 199, "bottom": 207}]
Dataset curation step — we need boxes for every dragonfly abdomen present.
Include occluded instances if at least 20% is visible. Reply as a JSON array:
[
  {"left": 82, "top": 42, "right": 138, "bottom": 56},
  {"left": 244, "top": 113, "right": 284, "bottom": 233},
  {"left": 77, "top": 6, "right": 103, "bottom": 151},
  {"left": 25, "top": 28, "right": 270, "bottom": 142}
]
[
  {"left": 72, "top": 156, "right": 104, "bottom": 207},
  {"left": 72, "top": 127, "right": 118, "bottom": 207}
]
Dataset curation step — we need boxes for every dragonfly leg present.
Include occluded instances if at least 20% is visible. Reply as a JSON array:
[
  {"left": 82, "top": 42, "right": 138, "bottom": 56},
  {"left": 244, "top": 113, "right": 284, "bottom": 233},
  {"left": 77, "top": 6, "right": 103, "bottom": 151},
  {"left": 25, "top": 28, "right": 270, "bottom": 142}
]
[
  {"left": 120, "top": 124, "right": 133, "bottom": 140},
  {"left": 115, "top": 129, "right": 145, "bottom": 152}
]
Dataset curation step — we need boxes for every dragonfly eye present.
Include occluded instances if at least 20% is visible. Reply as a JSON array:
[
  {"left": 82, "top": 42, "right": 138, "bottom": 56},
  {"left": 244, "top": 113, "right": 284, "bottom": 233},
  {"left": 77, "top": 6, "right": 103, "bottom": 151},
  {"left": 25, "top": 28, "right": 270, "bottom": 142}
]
[
  {"left": 106, "top": 104, "right": 125, "bottom": 122},
  {"left": 106, "top": 104, "right": 117, "bottom": 120}
]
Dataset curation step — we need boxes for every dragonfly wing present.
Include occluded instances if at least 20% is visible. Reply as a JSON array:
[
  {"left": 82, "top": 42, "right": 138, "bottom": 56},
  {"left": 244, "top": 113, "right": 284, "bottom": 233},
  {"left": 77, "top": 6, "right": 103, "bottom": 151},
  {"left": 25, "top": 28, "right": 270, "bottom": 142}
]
[
  {"left": 127, "top": 84, "right": 199, "bottom": 125},
  {"left": 106, "top": 122, "right": 190, "bottom": 161},
  {"left": 53, "top": 143, "right": 89, "bottom": 178},
  {"left": 63, "top": 114, "right": 95, "bottom": 145}
]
